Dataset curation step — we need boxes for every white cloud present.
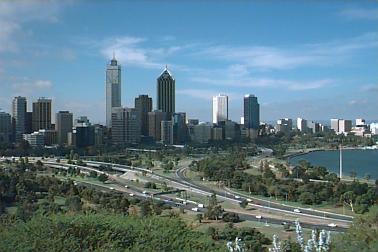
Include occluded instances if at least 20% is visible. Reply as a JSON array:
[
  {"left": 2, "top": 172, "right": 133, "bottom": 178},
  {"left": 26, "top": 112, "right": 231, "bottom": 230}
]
[
  {"left": 362, "top": 84, "right": 378, "bottom": 93},
  {"left": 193, "top": 32, "right": 378, "bottom": 71},
  {"left": 11, "top": 79, "right": 53, "bottom": 95},
  {"left": 340, "top": 8, "right": 378, "bottom": 20}
]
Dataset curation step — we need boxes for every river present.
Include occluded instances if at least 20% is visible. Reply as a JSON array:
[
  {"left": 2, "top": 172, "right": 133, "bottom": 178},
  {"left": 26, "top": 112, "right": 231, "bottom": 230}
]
[{"left": 289, "top": 149, "right": 378, "bottom": 179}]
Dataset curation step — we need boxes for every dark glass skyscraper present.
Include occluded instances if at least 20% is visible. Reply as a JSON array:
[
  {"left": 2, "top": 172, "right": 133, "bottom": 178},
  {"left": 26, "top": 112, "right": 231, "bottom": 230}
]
[
  {"left": 135, "top": 95, "right": 152, "bottom": 137},
  {"left": 106, "top": 55, "right": 121, "bottom": 128},
  {"left": 157, "top": 66, "right": 175, "bottom": 117},
  {"left": 243, "top": 94, "right": 260, "bottom": 130}
]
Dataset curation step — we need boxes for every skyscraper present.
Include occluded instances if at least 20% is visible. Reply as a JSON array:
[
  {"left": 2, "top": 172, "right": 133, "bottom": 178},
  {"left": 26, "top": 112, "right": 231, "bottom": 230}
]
[
  {"left": 157, "top": 66, "right": 175, "bottom": 117},
  {"left": 32, "top": 98, "right": 52, "bottom": 131},
  {"left": 212, "top": 94, "right": 228, "bottom": 124},
  {"left": 106, "top": 55, "right": 121, "bottom": 128},
  {"left": 12, "top": 96, "right": 27, "bottom": 141},
  {"left": 135, "top": 95, "right": 152, "bottom": 136},
  {"left": 243, "top": 94, "right": 260, "bottom": 130},
  {"left": 56, "top": 111, "right": 73, "bottom": 145}
]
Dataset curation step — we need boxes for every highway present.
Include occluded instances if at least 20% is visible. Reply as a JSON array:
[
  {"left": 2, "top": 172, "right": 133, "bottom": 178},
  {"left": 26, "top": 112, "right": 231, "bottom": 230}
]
[{"left": 0, "top": 156, "right": 350, "bottom": 231}]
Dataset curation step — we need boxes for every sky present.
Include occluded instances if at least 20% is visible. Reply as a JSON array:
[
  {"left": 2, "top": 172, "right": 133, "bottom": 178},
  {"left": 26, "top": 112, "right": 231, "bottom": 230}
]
[{"left": 0, "top": 0, "right": 377, "bottom": 124}]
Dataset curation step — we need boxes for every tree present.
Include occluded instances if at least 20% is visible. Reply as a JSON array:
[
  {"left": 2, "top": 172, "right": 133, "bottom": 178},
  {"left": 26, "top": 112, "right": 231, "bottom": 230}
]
[
  {"left": 340, "top": 191, "right": 356, "bottom": 212},
  {"left": 205, "top": 193, "right": 223, "bottom": 220},
  {"left": 65, "top": 195, "right": 82, "bottom": 212},
  {"left": 222, "top": 212, "right": 240, "bottom": 223},
  {"left": 196, "top": 213, "right": 203, "bottom": 223},
  {"left": 98, "top": 173, "right": 108, "bottom": 183},
  {"left": 239, "top": 199, "right": 248, "bottom": 209},
  {"left": 350, "top": 170, "right": 357, "bottom": 181},
  {"left": 332, "top": 205, "right": 378, "bottom": 251}
]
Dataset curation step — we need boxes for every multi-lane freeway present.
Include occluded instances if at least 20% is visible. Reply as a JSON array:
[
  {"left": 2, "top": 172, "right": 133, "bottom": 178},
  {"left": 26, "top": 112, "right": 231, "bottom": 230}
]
[{"left": 0, "top": 156, "right": 352, "bottom": 231}]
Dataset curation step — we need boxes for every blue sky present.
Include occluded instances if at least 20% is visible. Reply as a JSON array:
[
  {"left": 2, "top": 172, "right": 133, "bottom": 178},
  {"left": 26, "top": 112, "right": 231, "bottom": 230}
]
[{"left": 0, "top": 0, "right": 377, "bottom": 124}]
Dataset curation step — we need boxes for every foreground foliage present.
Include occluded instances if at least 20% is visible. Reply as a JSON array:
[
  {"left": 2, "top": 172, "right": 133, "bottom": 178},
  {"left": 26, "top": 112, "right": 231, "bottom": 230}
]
[{"left": 0, "top": 213, "right": 225, "bottom": 252}]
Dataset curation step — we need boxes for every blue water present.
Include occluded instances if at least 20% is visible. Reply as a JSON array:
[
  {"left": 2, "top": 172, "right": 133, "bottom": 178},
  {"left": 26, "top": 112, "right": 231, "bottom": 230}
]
[{"left": 289, "top": 149, "right": 378, "bottom": 179}]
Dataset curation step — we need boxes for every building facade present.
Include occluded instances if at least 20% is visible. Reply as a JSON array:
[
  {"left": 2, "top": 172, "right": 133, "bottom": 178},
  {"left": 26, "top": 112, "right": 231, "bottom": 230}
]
[
  {"left": 148, "top": 110, "right": 167, "bottom": 141},
  {"left": 172, "top": 112, "right": 187, "bottom": 144},
  {"left": 161, "top": 120, "right": 173, "bottom": 145},
  {"left": 212, "top": 94, "right": 228, "bottom": 124},
  {"left": 106, "top": 56, "right": 121, "bottom": 128},
  {"left": 243, "top": 94, "right": 260, "bottom": 130},
  {"left": 32, "top": 97, "right": 52, "bottom": 131},
  {"left": 56, "top": 111, "right": 73, "bottom": 145},
  {"left": 157, "top": 67, "right": 175, "bottom": 117},
  {"left": 12, "top": 96, "right": 27, "bottom": 141},
  {"left": 135, "top": 95, "right": 152, "bottom": 137},
  {"left": 0, "top": 111, "right": 12, "bottom": 143}
]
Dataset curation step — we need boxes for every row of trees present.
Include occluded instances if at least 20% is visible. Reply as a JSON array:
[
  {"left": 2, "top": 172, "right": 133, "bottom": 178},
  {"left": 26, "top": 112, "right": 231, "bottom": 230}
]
[{"left": 191, "top": 154, "right": 378, "bottom": 213}]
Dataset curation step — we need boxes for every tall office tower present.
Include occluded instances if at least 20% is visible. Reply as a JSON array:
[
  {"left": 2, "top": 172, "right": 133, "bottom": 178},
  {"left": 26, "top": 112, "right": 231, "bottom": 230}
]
[
  {"left": 12, "top": 96, "right": 27, "bottom": 141},
  {"left": 148, "top": 110, "right": 167, "bottom": 141},
  {"left": 161, "top": 120, "right": 173, "bottom": 145},
  {"left": 32, "top": 98, "right": 52, "bottom": 131},
  {"left": 339, "top": 119, "right": 352, "bottom": 134},
  {"left": 330, "top": 119, "right": 339, "bottom": 133},
  {"left": 135, "top": 95, "right": 152, "bottom": 136},
  {"left": 106, "top": 55, "right": 122, "bottom": 128},
  {"left": 243, "top": 94, "right": 260, "bottom": 130},
  {"left": 0, "top": 111, "right": 12, "bottom": 143},
  {"left": 212, "top": 94, "right": 228, "bottom": 124},
  {"left": 172, "top": 112, "right": 187, "bottom": 144},
  {"left": 111, "top": 107, "right": 140, "bottom": 145},
  {"left": 297, "top": 118, "right": 308, "bottom": 132},
  {"left": 56, "top": 111, "right": 73, "bottom": 145},
  {"left": 157, "top": 66, "right": 175, "bottom": 117}
]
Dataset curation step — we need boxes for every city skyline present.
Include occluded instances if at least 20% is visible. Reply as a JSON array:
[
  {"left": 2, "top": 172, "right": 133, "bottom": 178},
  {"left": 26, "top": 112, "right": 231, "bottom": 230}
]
[{"left": 0, "top": 1, "right": 377, "bottom": 123}]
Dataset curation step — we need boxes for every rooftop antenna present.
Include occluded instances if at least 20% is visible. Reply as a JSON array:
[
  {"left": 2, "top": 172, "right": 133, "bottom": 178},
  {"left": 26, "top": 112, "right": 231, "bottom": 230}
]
[{"left": 112, "top": 50, "right": 116, "bottom": 60}]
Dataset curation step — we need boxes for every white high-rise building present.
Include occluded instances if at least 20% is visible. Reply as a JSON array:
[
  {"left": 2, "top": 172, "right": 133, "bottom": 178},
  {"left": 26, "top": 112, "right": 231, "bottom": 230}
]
[
  {"left": 212, "top": 94, "right": 228, "bottom": 124},
  {"left": 106, "top": 55, "right": 122, "bottom": 128},
  {"left": 297, "top": 118, "right": 307, "bottom": 132}
]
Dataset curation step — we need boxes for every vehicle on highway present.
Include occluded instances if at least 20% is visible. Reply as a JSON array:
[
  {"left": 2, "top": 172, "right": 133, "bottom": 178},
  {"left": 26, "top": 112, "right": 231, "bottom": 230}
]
[
  {"left": 129, "top": 193, "right": 134, "bottom": 197},
  {"left": 328, "top": 223, "right": 337, "bottom": 227},
  {"left": 142, "top": 191, "right": 147, "bottom": 195},
  {"left": 234, "top": 195, "right": 241, "bottom": 199},
  {"left": 109, "top": 187, "right": 114, "bottom": 190},
  {"left": 246, "top": 199, "right": 253, "bottom": 202},
  {"left": 256, "top": 215, "right": 262, "bottom": 219},
  {"left": 191, "top": 207, "right": 199, "bottom": 212},
  {"left": 198, "top": 203, "right": 204, "bottom": 208},
  {"left": 294, "top": 208, "right": 301, "bottom": 213},
  {"left": 124, "top": 185, "right": 129, "bottom": 188}
]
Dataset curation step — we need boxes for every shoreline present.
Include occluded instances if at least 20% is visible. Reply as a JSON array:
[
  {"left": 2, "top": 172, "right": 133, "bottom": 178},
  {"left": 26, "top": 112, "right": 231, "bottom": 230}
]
[{"left": 285, "top": 145, "right": 378, "bottom": 161}]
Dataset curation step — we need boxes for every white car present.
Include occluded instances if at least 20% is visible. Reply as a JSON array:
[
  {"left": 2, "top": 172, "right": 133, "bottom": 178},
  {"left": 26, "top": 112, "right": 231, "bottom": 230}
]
[
  {"left": 256, "top": 215, "right": 262, "bottom": 219},
  {"left": 109, "top": 187, "right": 114, "bottom": 190},
  {"left": 247, "top": 199, "right": 253, "bottom": 202},
  {"left": 191, "top": 207, "right": 199, "bottom": 212},
  {"left": 124, "top": 185, "right": 129, "bottom": 188},
  {"left": 328, "top": 223, "right": 337, "bottom": 227},
  {"left": 129, "top": 193, "right": 134, "bottom": 197},
  {"left": 235, "top": 195, "right": 241, "bottom": 199},
  {"left": 142, "top": 191, "right": 147, "bottom": 195},
  {"left": 294, "top": 208, "right": 301, "bottom": 213}
]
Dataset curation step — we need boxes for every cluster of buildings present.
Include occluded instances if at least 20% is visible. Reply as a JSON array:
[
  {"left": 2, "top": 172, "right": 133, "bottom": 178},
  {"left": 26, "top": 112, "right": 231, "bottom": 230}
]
[
  {"left": 273, "top": 117, "right": 376, "bottom": 137},
  {"left": 0, "top": 55, "right": 376, "bottom": 148}
]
